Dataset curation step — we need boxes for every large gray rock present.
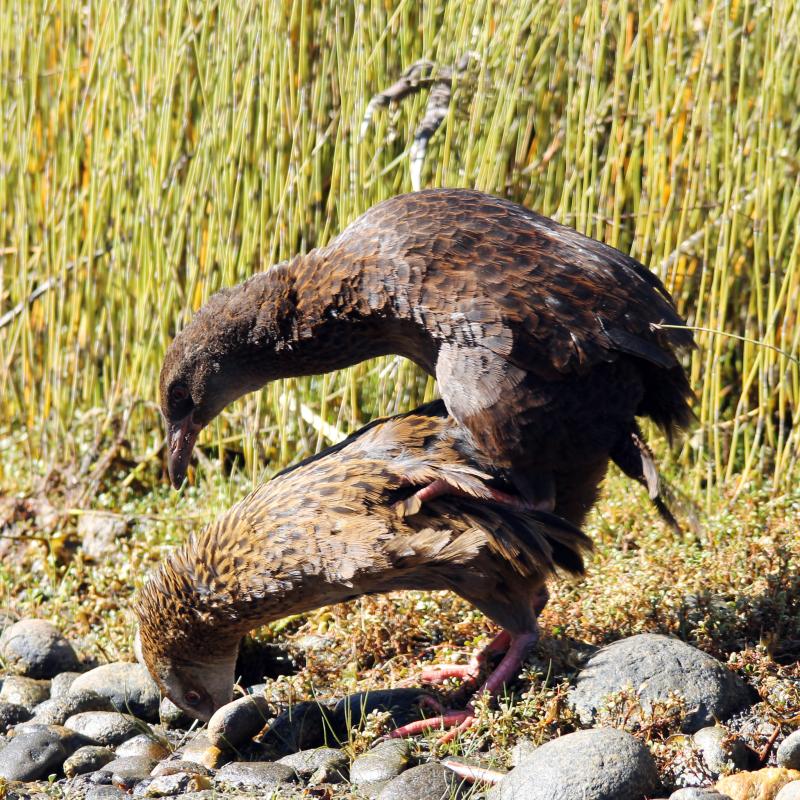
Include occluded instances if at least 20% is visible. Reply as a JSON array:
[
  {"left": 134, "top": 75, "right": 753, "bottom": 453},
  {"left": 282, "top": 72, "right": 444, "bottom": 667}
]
[
  {"left": 692, "top": 726, "right": 752, "bottom": 777},
  {"left": 214, "top": 761, "right": 297, "bottom": 789},
  {"left": 779, "top": 731, "right": 800, "bottom": 770},
  {"left": 65, "top": 711, "right": 145, "bottom": 746},
  {"left": 206, "top": 694, "right": 271, "bottom": 748},
  {"left": 69, "top": 663, "right": 160, "bottom": 721},
  {"left": 351, "top": 739, "right": 414, "bottom": 785},
  {"left": 33, "top": 689, "right": 113, "bottom": 725},
  {"left": 0, "top": 724, "right": 89, "bottom": 781},
  {"left": 0, "top": 675, "right": 51, "bottom": 711},
  {"left": 0, "top": 619, "right": 80, "bottom": 678},
  {"left": 495, "top": 727, "right": 660, "bottom": 800},
  {"left": 63, "top": 745, "right": 117, "bottom": 777},
  {"left": 569, "top": 635, "right": 753, "bottom": 732},
  {"left": 669, "top": 790, "right": 733, "bottom": 799}
]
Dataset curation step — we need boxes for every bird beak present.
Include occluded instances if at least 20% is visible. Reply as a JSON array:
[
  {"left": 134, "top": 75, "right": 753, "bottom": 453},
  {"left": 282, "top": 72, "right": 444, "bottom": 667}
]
[{"left": 167, "top": 414, "right": 202, "bottom": 489}]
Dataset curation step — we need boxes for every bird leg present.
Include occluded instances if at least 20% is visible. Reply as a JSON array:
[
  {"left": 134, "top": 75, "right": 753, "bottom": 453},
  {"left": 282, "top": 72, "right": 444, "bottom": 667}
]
[
  {"left": 394, "top": 478, "right": 553, "bottom": 518},
  {"left": 386, "top": 629, "right": 540, "bottom": 742}
]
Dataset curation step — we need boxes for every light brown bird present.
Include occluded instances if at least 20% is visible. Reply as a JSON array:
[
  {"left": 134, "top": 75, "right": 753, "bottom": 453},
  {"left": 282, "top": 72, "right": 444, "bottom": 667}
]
[
  {"left": 135, "top": 401, "right": 591, "bottom": 736},
  {"left": 160, "top": 189, "right": 693, "bottom": 525}
]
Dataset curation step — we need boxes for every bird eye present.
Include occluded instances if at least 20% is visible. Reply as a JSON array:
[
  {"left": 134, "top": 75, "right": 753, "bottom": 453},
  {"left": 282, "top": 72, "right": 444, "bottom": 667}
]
[
  {"left": 169, "top": 384, "right": 190, "bottom": 406},
  {"left": 184, "top": 689, "right": 202, "bottom": 707}
]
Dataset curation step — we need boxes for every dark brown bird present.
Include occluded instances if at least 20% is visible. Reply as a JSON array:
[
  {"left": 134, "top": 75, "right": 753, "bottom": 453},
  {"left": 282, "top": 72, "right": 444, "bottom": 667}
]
[
  {"left": 160, "top": 189, "right": 693, "bottom": 523},
  {"left": 135, "top": 401, "right": 591, "bottom": 735}
]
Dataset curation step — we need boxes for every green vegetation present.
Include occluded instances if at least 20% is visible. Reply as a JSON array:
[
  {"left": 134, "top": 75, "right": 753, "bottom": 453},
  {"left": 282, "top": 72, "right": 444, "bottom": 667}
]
[{"left": 1, "top": 0, "right": 799, "bottom": 770}]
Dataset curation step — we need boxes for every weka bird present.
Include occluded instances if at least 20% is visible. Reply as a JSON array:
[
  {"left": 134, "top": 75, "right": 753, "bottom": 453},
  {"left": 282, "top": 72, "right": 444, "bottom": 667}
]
[
  {"left": 160, "top": 189, "right": 693, "bottom": 523},
  {"left": 136, "top": 401, "right": 590, "bottom": 736}
]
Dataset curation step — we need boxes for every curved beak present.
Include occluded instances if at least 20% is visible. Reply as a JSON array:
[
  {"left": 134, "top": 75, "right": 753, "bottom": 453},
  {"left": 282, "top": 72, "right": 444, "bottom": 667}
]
[{"left": 167, "top": 414, "right": 202, "bottom": 489}]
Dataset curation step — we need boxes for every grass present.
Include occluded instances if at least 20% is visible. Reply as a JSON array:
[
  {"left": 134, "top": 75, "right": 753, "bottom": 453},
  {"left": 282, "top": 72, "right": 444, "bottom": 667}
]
[{"left": 2, "top": 0, "right": 800, "bottom": 792}]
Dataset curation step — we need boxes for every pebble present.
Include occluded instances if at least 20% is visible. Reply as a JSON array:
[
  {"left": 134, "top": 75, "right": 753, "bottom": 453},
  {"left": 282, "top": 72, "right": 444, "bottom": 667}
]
[
  {"left": 495, "top": 727, "right": 660, "bottom": 800},
  {"left": 151, "top": 760, "right": 214, "bottom": 778},
  {"left": 63, "top": 745, "right": 117, "bottom": 777},
  {"left": 0, "top": 619, "right": 80, "bottom": 679},
  {"left": 214, "top": 760, "right": 298, "bottom": 789},
  {"left": 69, "top": 662, "right": 161, "bottom": 721},
  {"left": 716, "top": 768, "right": 800, "bottom": 800},
  {"left": 32, "top": 689, "right": 113, "bottom": 725},
  {"left": 778, "top": 732, "right": 800, "bottom": 770},
  {"left": 77, "top": 512, "right": 131, "bottom": 561},
  {"left": 115, "top": 733, "right": 170, "bottom": 760},
  {"left": 65, "top": 711, "right": 146, "bottom": 746},
  {"left": 51, "top": 671, "right": 83, "bottom": 698},
  {"left": 255, "top": 698, "right": 337, "bottom": 759},
  {"left": 176, "top": 732, "right": 228, "bottom": 769},
  {"left": 0, "top": 675, "right": 51, "bottom": 711},
  {"left": 693, "top": 726, "right": 753, "bottom": 776},
  {"left": 352, "top": 739, "right": 414, "bottom": 785},
  {"left": 101, "top": 756, "right": 159, "bottom": 790},
  {"left": 279, "top": 746, "right": 349, "bottom": 783},
  {"left": 670, "top": 789, "right": 733, "bottom": 799},
  {"left": 137, "top": 771, "right": 213, "bottom": 797},
  {"left": 85, "top": 787, "right": 128, "bottom": 800},
  {"left": 206, "top": 693, "right": 271, "bottom": 748},
  {"left": 777, "top": 782, "right": 800, "bottom": 800},
  {"left": 0, "top": 724, "right": 89, "bottom": 781},
  {"left": 158, "top": 697, "right": 193, "bottom": 729},
  {"left": 0, "top": 700, "right": 31, "bottom": 731},
  {"left": 377, "top": 761, "right": 464, "bottom": 800},
  {"left": 570, "top": 634, "right": 753, "bottom": 732}
]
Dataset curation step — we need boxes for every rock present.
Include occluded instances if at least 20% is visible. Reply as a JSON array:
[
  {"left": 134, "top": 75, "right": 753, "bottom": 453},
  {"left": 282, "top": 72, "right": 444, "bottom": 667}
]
[
  {"left": 206, "top": 693, "right": 272, "bottom": 748},
  {"left": 214, "top": 761, "right": 298, "bottom": 789},
  {"left": 777, "top": 782, "right": 800, "bottom": 800},
  {"left": 51, "top": 671, "right": 83, "bottom": 698},
  {"left": 77, "top": 512, "right": 131, "bottom": 561},
  {"left": 0, "top": 675, "right": 51, "bottom": 711},
  {"left": 0, "top": 619, "right": 80, "bottom": 678},
  {"left": 65, "top": 711, "right": 145, "bottom": 746},
  {"left": 0, "top": 700, "right": 31, "bottom": 732},
  {"left": 496, "top": 727, "right": 660, "bottom": 800},
  {"left": 69, "top": 662, "right": 160, "bottom": 721},
  {"left": 101, "top": 756, "right": 158, "bottom": 791},
  {"left": 115, "top": 733, "right": 170, "bottom": 760},
  {"left": 352, "top": 739, "right": 414, "bottom": 785},
  {"left": 63, "top": 745, "right": 117, "bottom": 777},
  {"left": 85, "top": 787, "right": 128, "bottom": 800},
  {"left": 716, "top": 768, "right": 800, "bottom": 800},
  {"left": 255, "top": 698, "right": 337, "bottom": 759},
  {"left": 693, "top": 726, "right": 753, "bottom": 776},
  {"left": 158, "top": 697, "right": 193, "bottom": 729},
  {"left": 510, "top": 738, "right": 538, "bottom": 767},
  {"left": 333, "top": 689, "right": 425, "bottom": 734},
  {"left": 778, "top": 732, "right": 800, "bottom": 770},
  {"left": 0, "top": 724, "right": 89, "bottom": 781},
  {"left": 570, "top": 634, "right": 753, "bottom": 732},
  {"left": 32, "top": 689, "right": 114, "bottom": 725},
  {"left": 138, "top": 772, "right": 213, "bottom": 797},
  {"left": 670, "top": 789, "right": 733, "bottom": 799},
  {"left": 176, "top": 732, "right": 228, "bottom": 770},
  {"left": 377, "top": 762, "right": 464, "bottom": 800},
  {"left": 279, "top": 746, "right": 348, "bottom": 783},
  {"left": 151, "top": 760, "right": 214, "bottom": 778}
]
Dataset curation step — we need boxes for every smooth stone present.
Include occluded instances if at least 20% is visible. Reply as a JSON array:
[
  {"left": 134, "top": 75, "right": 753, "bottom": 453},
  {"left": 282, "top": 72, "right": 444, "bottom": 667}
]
[
  {"left": 151, "top": 760, "right": 214, "bottom": 778},
  {"left": 69, "top": 663, "right": 160, "bottom": 721},
  {"left": 33, "top": 689, "right": 114, "bottom": 725},
  {"left": 0, "top": 619, "right": 80, "bottom": 679},
  {"left": 0, "top": 676, "right": 51, "bottom": 711},
  {"left": 65, "top": 711, "right": 145, "bottom": 746},
  {"left": 85, "top": 787, "right": 128, "bottom": 800},
  {"left": 779, "top": 732, "right": 800, "bottom": 770},
  {"left": 497, "top": 727, "right": 660, "bottom": 800},
  {"left": 206, "top": 693, "right": 271, "bottom": 748},
  {"left": 693, "top": 726, "right": 752, "bottom": 776},
  {"left": 716, "top": 768, "right": 800, "bottom": 800},
  {"left": 332, "top": 689, "right": 425, "bottom": 734},
  {"left": 115, "top": 733, "right": 169, "bottom": 760},
  {"left": 0, "top": 724, "right": 89, "bottom": 781},
  {"left": 101, "top": 756, "right": 158, "bottom": 790},
  {"left": 0, "top": 700, "right": 31, "bottom": 732},
  {"left": 510, "top": 738, "right": 538, "bottom": 767},
  {"left": 214, "top": 760, "right": 298, "bottom": 789},
  {"left": 158, "top": 697, "right": 193, "bottom": 729},
  {"left": 279, "top": 746, "right": 348, "bottom": 783},
  {"left": 255, "top": 698, "right": 337, "bottom": 759},
  {"left": 570, "top": 634, "right": 753, "bottom": 732},
  {"left": 777, "top": 781, "right": 800, "bottom": 800},
  {"left": 670, "top": 790, "right": 733, "bottom": 799},
  {"left": 77, "top": 512, "right": 131, "bottom": 561},
  {"left": 63, "top": 745, "right": 116, "bottom": 777},
  {"left": 138, "top": 772, "right": 213, "bottom": 797},
  {"left": 351, "top": 739, "right": 413, "bottom": 785},
  {"left": 51, "top": 671, "right": 83, "bottom": 698},
  {"left": 377, "top": 762, "right": 464, "bottom": 800},
  {"left": 176, "top": 732, "right": 228, "bottom": 769}
]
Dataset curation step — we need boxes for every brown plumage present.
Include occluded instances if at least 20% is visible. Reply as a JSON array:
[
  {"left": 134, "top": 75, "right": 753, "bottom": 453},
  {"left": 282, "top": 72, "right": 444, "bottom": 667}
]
[
  {"left": 160, "top": 189, "right": 693, "bottom": 524},
  {"left": 135, "top": 401, "right": 590, "bottom": 726}
]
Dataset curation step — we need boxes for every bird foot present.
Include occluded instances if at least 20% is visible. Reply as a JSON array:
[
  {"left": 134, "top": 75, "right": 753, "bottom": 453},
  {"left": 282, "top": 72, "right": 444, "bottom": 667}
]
[{"left": 386, "top": 630, "right": 539, "bottom": 743}]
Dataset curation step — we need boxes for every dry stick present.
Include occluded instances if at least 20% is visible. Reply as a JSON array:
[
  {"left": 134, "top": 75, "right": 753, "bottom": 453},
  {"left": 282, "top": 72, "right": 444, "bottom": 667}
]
[{"left": 0, "top": 249, "right": 110, "bottom": 330}]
